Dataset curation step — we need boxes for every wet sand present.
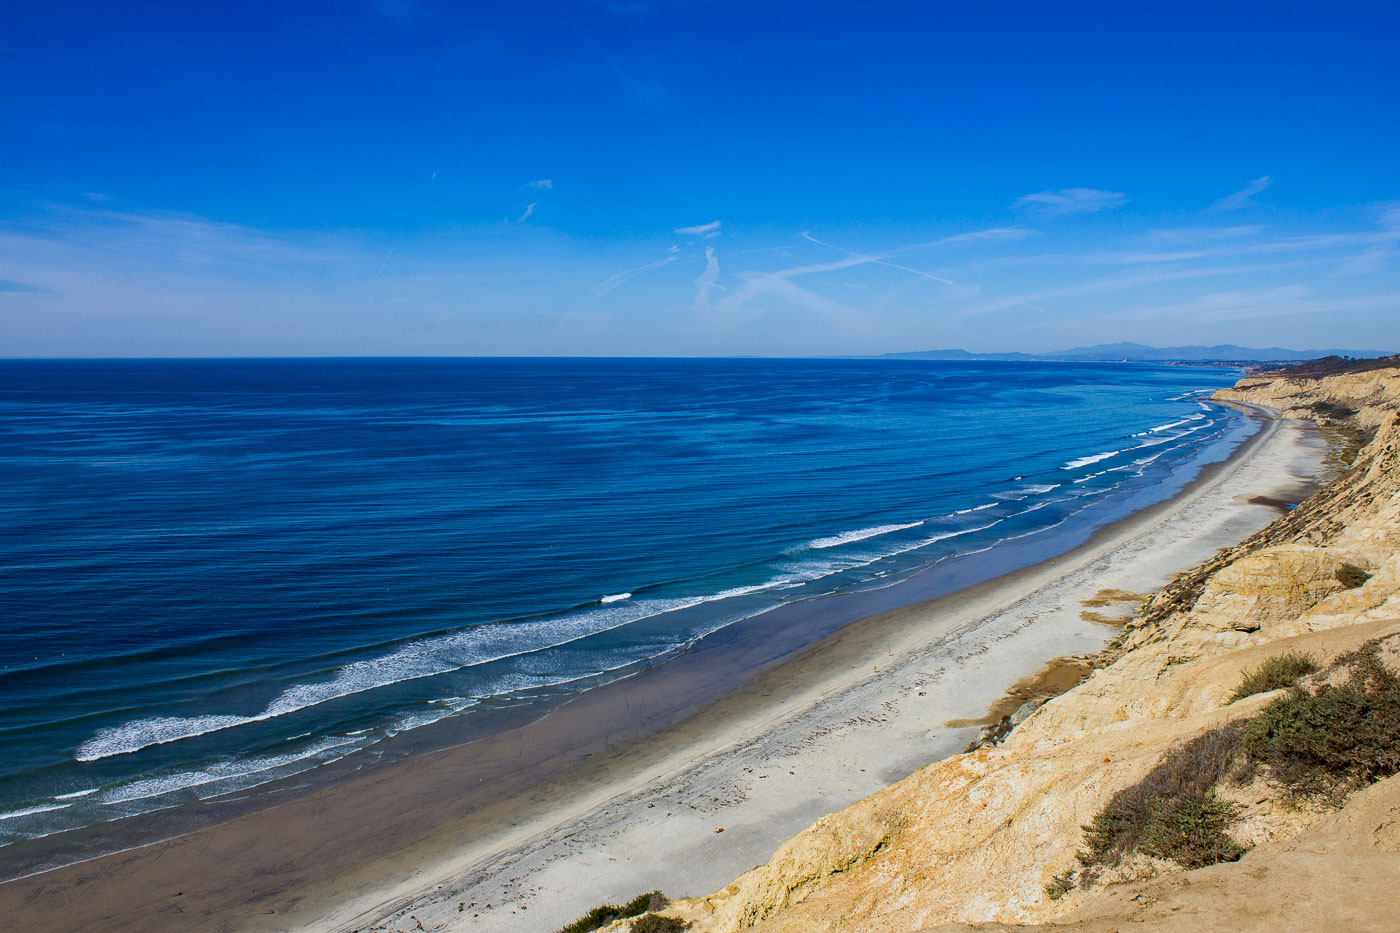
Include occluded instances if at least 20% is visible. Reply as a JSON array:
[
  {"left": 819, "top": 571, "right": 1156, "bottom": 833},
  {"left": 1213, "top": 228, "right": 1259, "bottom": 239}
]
[{"left": 0, "top": 405, "right": 1324, "bottom": 933}]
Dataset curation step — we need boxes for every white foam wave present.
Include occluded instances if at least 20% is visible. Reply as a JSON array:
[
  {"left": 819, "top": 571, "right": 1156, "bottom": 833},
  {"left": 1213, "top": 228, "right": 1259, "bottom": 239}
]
[
  {"left": 600, "top": 592, "right": 631, "bottom": 603},
  {"left": 1076, "top": 462, "right": 1135, "bottom": 483},
  {"left": 379, "top": 696, "right": 488, "bottom": 736},
  {"left": 953, "top": 502, "right": 997, "bottom": 514},
  {"left": 922, "top": 521, "right": 1002, "bottom": 546},
  {"left": 1133, "top": 417, "right": 1196, "bottom": 436},
  {"left": 1135, "top": 422, "right": 1211, "bottom": 451},
  {"left": 1134, "top": 434, "right": 1174, "bottom": 448},
  {"left": 77, "top": 578, "right": 794, "bottom": 761},
  {"left": 1062, "top": 450, "right": 1120, "bottom": 470},
  {"left": 711, "top": 580, "right": 790, "bottom": 600},
  {"left": 99, "top": 737, "right": 361, "bottom": 806},
  {"left": 77, "top": 714, "right": 254, "bottom": 760},
  {"left": 994, "top": 483, "right": 1061, "bottom": 501},
  {"left": 807, "top": 521, "right": 925, "bottom": 550},
  {"left": 0, "top": 804, "right": 68, "bottom": 822},
  {"left": 1002, "top": 516, "right": 1072, "bottom": 541},
  {"left": 53, "top": 788, "right": 98, "bottom": 800},
  {"left": 776, "top": 521, "right": 1002, "bottom": 593}
]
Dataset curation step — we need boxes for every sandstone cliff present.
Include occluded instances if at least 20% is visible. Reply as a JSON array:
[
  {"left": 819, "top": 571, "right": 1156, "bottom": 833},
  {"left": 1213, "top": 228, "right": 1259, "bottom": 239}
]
[
  {"left": 1215, "top": 365, "right": 1400, "bottom": 431},
  {"left": 641, "top": 366, "right": 1400, "bottom": 933}
]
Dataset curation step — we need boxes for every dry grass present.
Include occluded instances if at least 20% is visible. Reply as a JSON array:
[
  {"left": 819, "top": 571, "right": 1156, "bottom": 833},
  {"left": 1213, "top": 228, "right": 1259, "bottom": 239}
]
[
  {"left": 1080, "top": 610, "right": 1133, "bottom": 626},
  {"left": 1080, "top": 589, "right": 1146, "bottom": 608}
]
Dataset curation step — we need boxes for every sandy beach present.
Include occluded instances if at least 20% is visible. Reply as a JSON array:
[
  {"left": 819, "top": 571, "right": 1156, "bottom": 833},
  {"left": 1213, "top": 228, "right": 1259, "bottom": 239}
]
[{"left": 0, "top": 405, "right": 1324, "bottom": 933}]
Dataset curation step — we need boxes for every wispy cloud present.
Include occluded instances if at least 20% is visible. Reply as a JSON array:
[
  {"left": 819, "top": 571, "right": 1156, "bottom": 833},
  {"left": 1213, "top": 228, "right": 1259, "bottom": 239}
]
[
  {"left": 1211, "top": 175, "right": 1272, "bottom": 211},
  {"left": 692, "top": 246, "right": 723, "bottom": 311},
  {"left": 959, "top": 260, "right": 1320, "bottom": 318},
  {"left": 1012, "top": 188, "right": 1127, "bottom": 214},
  {"left": 933, "top": 226, "right": 1035, "bottom": 246},
  {"left": 6, "top": 195, "right": 1397, "bottom": 357},
  {"left": 587, "top": 255, "right": 678, "bottom": 304},
  {"left": 516, "top": 203, "right": 537, "bottom": 223},
  {"left": 1335, "top": 248, "right": 1392, "bottom": 276},
  {"left": 1113, "top": 285, "right": 1400, "bottom": 325},
  {"left": 801, "top": 232, "right": 953, "bottom": 284},
  {"left": 676, "top": 220, "right": 722, "bottom": 238},
  {"left": 524, "top": 179, "right": 553, "bottom": 191},
  {"left": 1087, "top": 229, "right": 1400, "bottom": 266},
  {"left": 1150, "top": 225, "right": 1263, "bottom": 243},
  {"left": 698, "top": 232, "right": 959, "bottom": 326}
]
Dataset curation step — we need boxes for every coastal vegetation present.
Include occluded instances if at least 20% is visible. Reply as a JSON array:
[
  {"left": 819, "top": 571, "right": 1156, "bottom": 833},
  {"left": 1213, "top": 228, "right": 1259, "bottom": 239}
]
[
  {"left": 1272, "top": 353, "right": 1400, "bottom": 379},
  {"left": 556, "top": 892, "right": 673, "bottom": 933},
  {"left": 1068, "top": 638, "right": 1400, "bottom": 892},
  {"left": 629, "top": 915, "right": 691, "bottom": 932},
  {"left": 1228, "top": 651, "right": 1318, "bottom": 701},
  {"left": 1239, "top": 639, "right": 1400, "bottom": 802},
  {"left": 1074, "top": 724, "right": 1247, "bottom": 879}
]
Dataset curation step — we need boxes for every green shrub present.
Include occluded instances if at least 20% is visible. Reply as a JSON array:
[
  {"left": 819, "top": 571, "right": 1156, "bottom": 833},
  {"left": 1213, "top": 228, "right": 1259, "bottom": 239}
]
[
  {"left": 1239, "top": 640, "right": 1400, "bottom": 800},
  {"left": 1230, "top": 651, "right": 1319, "bottom": 702},
  {"left": 557, "top": 892, "right": 669, "bottom": 933},
  {"left": 1134, "top": 793, "right": 1245, "bottom": 868},
  {"left": 558, "top": 905, "right": 629, "bottom": 933},
  {"left": 1078, "top": 724, "right": 1245, "bottom": 871},
  {"left": 623, "top": 892, "right": 669, "bottom": 916},
  {"left": 1071, "top": 638, "right": 1400, "bottom": 890},
  {"left": 630, "top": 915, "right": 689, "bottom": 933}
]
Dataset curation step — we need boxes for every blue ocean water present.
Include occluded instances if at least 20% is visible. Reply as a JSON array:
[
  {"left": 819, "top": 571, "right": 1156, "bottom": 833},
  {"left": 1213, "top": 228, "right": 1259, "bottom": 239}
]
[{"left": 0, "top": 358, "right": 1248, "bottom": 859}]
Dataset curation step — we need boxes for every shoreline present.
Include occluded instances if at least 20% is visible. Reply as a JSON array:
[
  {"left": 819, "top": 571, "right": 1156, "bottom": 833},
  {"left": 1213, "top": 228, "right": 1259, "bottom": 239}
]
[{"left": 0, "top": 404, "right": 1324, "bottom": 933}]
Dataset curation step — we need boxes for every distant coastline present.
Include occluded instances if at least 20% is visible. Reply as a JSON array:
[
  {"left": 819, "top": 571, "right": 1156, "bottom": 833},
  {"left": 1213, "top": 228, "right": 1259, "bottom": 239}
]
[{"left": 859, "top": 342, "right": 1397, "bottom": 365}]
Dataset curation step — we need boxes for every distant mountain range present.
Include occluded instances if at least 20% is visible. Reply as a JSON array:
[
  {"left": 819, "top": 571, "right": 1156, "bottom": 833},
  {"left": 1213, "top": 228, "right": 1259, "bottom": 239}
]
[{"left": 872, "top": 342, "right": 1395, "bottom": 363}]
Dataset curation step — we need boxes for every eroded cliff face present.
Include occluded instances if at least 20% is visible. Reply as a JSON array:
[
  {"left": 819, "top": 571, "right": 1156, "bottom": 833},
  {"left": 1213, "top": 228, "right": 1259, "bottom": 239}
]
[
  {"left": 648, "top": 367, "right": 1400, "bottom": 933},
  {"left": 1215, "top": 367, "right": 1400, "bottom": 430}
]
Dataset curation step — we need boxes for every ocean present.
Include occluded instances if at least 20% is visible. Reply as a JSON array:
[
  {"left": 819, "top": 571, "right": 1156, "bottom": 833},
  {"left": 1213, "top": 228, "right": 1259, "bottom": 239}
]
[{"left": 0, "top": 358, "right": 1251, "bottom": 872}]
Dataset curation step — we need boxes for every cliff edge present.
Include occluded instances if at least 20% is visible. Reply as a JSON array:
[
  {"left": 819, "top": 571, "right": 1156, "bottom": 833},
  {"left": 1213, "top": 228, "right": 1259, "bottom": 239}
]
[{"left": 637, "top": 365, "right": 1400, "bottom": 933}]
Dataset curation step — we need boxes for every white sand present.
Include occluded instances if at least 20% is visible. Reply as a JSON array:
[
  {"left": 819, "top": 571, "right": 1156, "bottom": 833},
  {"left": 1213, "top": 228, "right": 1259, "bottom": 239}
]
[{"left": 322, "top": 411, "right": 1324, "bottom": 933}]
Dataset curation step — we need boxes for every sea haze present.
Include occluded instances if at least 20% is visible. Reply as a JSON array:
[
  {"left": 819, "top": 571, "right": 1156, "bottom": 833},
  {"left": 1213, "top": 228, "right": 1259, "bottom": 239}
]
[{"left": 0, "top": 358, "right": 1250, "bottom": 861}]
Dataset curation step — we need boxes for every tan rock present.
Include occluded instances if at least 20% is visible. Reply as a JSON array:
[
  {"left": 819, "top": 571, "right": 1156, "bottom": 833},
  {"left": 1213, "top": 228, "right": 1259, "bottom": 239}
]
[{"left": 1189, "top": 543, "right": 1366, "bottom": 632}]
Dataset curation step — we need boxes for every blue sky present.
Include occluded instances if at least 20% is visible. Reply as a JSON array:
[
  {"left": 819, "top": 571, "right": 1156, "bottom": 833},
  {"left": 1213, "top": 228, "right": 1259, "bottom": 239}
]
[{"left": 2, "top": 0, "right": 1397, "bottom": 356}]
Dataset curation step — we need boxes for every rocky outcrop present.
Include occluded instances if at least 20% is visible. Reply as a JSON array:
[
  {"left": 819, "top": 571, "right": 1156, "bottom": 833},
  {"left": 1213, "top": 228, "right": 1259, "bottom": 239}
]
[
  {"left": 652, "top": 366, "right": 1400, "bottom": 933},
  {"left": 1189, "top": 544, "right": 1372, "bottom": 633}
]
